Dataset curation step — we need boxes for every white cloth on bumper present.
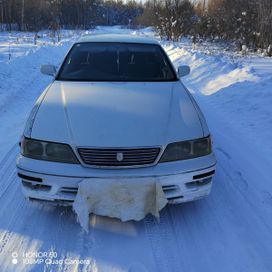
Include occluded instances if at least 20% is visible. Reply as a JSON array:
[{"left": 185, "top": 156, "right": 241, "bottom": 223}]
[{"left": 73, "top": 178, "right": 167, "bottom": 231}]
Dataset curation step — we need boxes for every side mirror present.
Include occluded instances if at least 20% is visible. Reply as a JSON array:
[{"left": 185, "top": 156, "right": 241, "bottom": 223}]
[
  {"left": 40, "top": 64, "right": 57, "bottom": 76},
  {"left": 178, "top": 65, "right": 190, "bottom": 77}
]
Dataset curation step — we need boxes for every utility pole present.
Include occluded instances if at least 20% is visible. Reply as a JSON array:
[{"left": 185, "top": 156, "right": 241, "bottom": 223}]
[
  {"left": 0, "top": 1, "right": 3, "bottom": 29},
  {"left": 203, "top": 0, "right": 206, "bottom": 14},
  {"left": 21, "top": 0, "right": 25, "bottom": 31}
]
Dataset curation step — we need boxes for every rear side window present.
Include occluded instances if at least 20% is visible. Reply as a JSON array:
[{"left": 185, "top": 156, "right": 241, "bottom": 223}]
[{"left": 56, "top": 42, "right": 177, "bottom": 82}]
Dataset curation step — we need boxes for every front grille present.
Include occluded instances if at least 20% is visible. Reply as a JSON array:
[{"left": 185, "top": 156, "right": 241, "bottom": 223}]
[{"left": 78, "top": 147, "right": 161, "bottom": 167}]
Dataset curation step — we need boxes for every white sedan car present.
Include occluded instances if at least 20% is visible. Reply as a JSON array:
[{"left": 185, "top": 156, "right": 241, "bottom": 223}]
[{"left": 16, "top": 34, "right": 216, "bottom": 205}]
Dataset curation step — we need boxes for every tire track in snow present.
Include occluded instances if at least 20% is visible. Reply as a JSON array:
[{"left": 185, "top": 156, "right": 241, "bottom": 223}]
[
  {"left": 0, "top": 144, "right": 18, "bottom": 199},
  {"left": 217, "top": 156, "right": 272, "bottom": 233},
  {"left": 42, "top": 207, "right": 72, "bottom": 272},
  {"left": 0, "top": 145, "right": 18, "bottom": 251},
  {"left": 0, "top": 231, "right": 12, "bottom": 255},
  {"left": 144, "top": 207, "right": 182, "bottom": 272},
  {"left": 40, "top": 206, "right": 96, "bottom": 272},
  {"left": 49, "top": 208, "right": 96, "bottom": 272},
  {"left": 0, "top": 144, "right": 24, "bottom": 260},
  {"left": 0, "top": 143, "right": 17, "bottom": 173},
  {"left": 74, "top": 225, "right": 97, "bottom": 272}
]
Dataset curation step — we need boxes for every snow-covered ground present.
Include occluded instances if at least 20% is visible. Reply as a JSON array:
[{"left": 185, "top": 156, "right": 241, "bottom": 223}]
[{"left": 0, "top": 26, "right": 272, "bottom": 272}]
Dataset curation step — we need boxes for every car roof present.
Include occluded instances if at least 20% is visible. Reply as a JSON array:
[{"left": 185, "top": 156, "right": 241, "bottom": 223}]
[{"left": 77, "top": 34, "right": 159, "bottom": 45}]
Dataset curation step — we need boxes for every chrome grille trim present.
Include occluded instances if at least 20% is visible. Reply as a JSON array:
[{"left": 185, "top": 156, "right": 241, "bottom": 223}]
[{"left": 77, "top": 147, "right": 161, "bottom": 168}]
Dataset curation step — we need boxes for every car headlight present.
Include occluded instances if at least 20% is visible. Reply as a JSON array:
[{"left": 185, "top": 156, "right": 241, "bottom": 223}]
[
  {"left": 159, "top": 136, "right": 211, "bottom": 163},
  {"left": 21, "top": 137, "right": 79, "bottom": 164}
]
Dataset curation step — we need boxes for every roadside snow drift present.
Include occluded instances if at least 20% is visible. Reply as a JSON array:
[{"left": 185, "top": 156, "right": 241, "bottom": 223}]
[{"left": 73, "top": 178, "right": 167, "bottom": 231}]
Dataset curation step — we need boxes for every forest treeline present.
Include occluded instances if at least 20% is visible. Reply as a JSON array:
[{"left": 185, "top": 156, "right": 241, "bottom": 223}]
[
  {"left": 0, "top": 0, "right": 271, "bottom": 52},
  {"left": 0, "top": 0, "right": 142, "bottom": 31},
  {"left": 138, "top": 0, "right": 272, "bottom": 52}
]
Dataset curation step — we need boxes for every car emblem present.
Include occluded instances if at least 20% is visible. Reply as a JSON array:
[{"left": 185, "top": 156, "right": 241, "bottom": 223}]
[{"left": 116, "top": 152, "right": 124, "bottom": 162}]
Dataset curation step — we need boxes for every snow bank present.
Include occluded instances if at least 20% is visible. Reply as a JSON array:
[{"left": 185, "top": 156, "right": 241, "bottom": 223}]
[{"left": 73, "top": 178, "right": 167, "bottom": 232}]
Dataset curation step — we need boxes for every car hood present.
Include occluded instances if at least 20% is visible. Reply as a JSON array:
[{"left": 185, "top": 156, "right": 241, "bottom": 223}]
[{"left": 31, "top": 81, "right": 204, "bottom": 147}]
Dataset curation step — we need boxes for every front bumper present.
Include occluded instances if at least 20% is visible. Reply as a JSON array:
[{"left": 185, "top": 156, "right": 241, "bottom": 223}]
[{"left": 16, "top": 153, "right": 216, "bottom": 205}]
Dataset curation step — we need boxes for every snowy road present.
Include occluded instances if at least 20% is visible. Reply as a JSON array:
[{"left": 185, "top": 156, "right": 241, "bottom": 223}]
[{"left": 0, "top": 27, "right": 272, "bottom": 272}]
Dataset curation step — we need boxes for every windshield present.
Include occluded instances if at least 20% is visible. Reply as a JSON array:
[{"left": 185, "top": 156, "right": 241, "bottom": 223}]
[{"left": 56, "top": 42, "right": 177, "bottom": 82}]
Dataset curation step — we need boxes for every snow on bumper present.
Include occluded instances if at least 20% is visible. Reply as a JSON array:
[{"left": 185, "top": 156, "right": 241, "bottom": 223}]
[{"left": 16, "top": 153, "right": 216, "bottom": 205}]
